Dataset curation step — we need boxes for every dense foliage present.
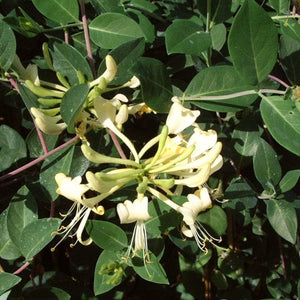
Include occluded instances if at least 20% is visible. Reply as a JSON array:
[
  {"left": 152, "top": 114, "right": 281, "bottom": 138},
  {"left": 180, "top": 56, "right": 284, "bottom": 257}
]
[{"left": 0, "top": 0, "right": 299, "bottom": 299}]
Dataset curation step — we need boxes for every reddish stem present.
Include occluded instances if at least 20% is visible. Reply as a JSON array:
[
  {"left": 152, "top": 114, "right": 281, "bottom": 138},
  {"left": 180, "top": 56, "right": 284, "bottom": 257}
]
[
  {"left": 108, "top": 129, "right": 127, "bottom": 159},
  {"left": 34, "top": 121, "right": 48, "bottom": 154},
  {"left": 0, "top": 135, "right": 79, "bottom": 182},
  {"left": 268, "top": 74, "right": 290, "bottom": 88},
  {"left": 13, "top": 261, "right": 31, "bottom": 275},
  {"left": 64, "top": 29, "right": 69, "bottom": 44},
  {"left": 8, "top": 77, "right": 19, "bottom": 92},
  {"left": 80, "top": 0, "right": 96, "bottom": 78}
]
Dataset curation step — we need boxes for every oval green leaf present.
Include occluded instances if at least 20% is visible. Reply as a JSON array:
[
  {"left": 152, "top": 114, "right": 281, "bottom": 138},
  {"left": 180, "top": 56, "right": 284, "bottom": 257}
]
[
  {"left": 165, "top": 19, "right": 211, "bottom": 55},
  {"left": 253, "top": 138, "right": 282, "bottom": 189},
  {"left": 89, "top": 13, "right": 145, "bottom": 49},
  {"left": 0, "top": 125, "right": 27, "bottom": 172},
  {"left": 260, "top": 96, "right": 300, "bottom": 156},
  {"left": 94, "top": 250, "right": 126, "bottom": 295},
  {"left": 132, "top": 252, "right": 169, "bottom": 284},
  {"left": 86, "top": 220, "right": 128, "bottom": 250},
  {"left": 60, "top": 84, "right": 89, "bottom": 133},
  {"left": 129, "top": 57, "right": 172, "bottom": 113},
  {"left": 185, "top": 65, "right": 257, "bottom": 112},
  {"left": 228, "top": 0, "right": 278, "bottom": 85},
  {"left": 0, "top": 272, "right": 21, "bottom": 296},
  {"left": 265, "top": 199, "right": 297, "bottom": 244},
  {"left": 52, "top": 42, "right": 93, "bottom": 85},
  {"left": 40, "top": 145, "right": 75, "bottom": 201},
  {"left": 19, "top": 218, "right": 61, "bottom": 260},
  {"left": 7, "top": 186, "right": 38, "bottom": 248},
  {"left": 0, "top": 19, "right": 16, "bottom": 71},
  {"left": 279, "top": 169, "right": 300, "bottom": 193},
  {"left": 197, "top": 205, "right": 227, "bottom": 236},
  {"left": 0, "top": 209, "right": 22, "bottom": 260},
  {"left": 145, "top": 198, "right": 182, "bottom": 235},
  {"left": 32, "top": 0, "right": 79, "bottom": 24},
  {"left": 97, "top": 38, "right": 145, "bottom": 86}
]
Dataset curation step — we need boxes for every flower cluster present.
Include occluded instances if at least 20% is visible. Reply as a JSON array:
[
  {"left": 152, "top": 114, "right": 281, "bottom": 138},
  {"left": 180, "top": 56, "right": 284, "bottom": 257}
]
[
  {"left": 20, "top": 55, "right": 145, "bottom": 136},
  {"left": 20, "top": 51, "right": 224, "bottom": 273},
  {"left": 51, "top": 94, "right": 223, "bottom": 269}
]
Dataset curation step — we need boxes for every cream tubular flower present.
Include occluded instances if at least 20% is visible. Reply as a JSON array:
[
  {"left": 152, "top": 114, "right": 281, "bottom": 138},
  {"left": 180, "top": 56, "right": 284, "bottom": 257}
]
[
  {"left": 90, "top": 55, "right": 117, "bottom": 87},
  {"left": 52, "top": 173, "right": 104, "bottom": 250},
  {"left": 31, "top": 107, "right": 67, "bottom": 135},
  {"left": 166, "top": 97, "right": 200, "bottom": 134},
  {"left": 117, "top": 197, "right": 151, "bottom": 262},
  {"left": 187, "top": 128, "right": 218, "bottom": 159},
  {"left": 178, "top": 187, "right": 221, "bottom": 252},
  {"left": 94, "top": 97, "right": 139, "bottom": 162}
]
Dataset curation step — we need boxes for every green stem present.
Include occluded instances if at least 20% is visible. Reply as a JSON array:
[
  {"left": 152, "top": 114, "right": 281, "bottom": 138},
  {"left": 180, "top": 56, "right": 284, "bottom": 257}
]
[
  {"left": 205, "top": 0, "right": 212, "bottom": 66},
  {"left": 182, "top": 89, "right": 285, "bottom": 101},
  {"left": 272, "top": 14, "right": 300, "bottom": 20},
  {"left": 42, "top": 22, "right": 83, "bottom": 33}
]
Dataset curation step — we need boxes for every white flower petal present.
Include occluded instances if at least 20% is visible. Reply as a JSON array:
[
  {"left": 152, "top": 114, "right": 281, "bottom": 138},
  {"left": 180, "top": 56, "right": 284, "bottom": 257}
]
[{"left": 166, "top": 97, "right": 200, "bottom": 134}]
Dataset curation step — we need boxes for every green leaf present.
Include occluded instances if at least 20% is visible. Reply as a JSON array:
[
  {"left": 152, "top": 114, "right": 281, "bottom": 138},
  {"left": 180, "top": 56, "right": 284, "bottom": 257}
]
[
  {"left": 132, "top": 252, "right": 169, "bottom": 284},
  {"left": 129, "top": 57, "right": 172, "bottom": 113},
  {"left": 89, "top": 13, "right": 145, "bottom": 49},
  {"left": 127, "top": 0, "right": 158, "bottom": 13},
  {"left": 253, "top": 138, "right": 282, "bottom": 189},
  {"left": 279, "top": 169, "right": 300, "bottom": 193},
  {"left": 165, "top": 19, "right": 211, "bottom": 55},
  {"left": 185, "top": 65, "right": 257, "bottom": 112},
  {"left": 281, "top": 19, "right": 300, "bottom": 43},
  {"left": 211, "top": 270, "right": 228, "bottom": 290},
  {"left": 211, "top": 23, "right": 226, "bottom": 51},
  {"left": 52, "top": 42, "right": 93, "bottom": 85},
  {"left": 224, "top": 180, "right": 258, "bottom": 210},
  {"left": 228, "top": 0, "right": 278, "bottom": 85},
  {"left": 60, "top": 84, "right": 89, "bottom": 133},
  {"left": 18, "top": 83, "right": 39, "bottom": 111},
  {"left": 0, "top": 209, "right": 22, "bottom": 260},
  {"left": 26, "top": 129, "right": 58, "bottom": 158},
  {"left": 0, "top": 125, "right": 27, "bottom": 172},
  {"left": 0, "top": 19, "right": 16, "bottom": 71},
  {"left": 0, "top": 272, "right": 21, "bottom": 296},
  {"left": 145, "top": 198, "right": 182, "bottom": 235},
  {"left": 19, "top": 218, "right": 61, "bottom": 259},
  {"left": 98, "top": 38, "right": 145, "bottom": 86},
  {"left": 268, "top": 0, "right": 290, "bottom": 14},
  {"left": 68, "top": 146, "right": 90, "bottom": 177},
  {"left": 260, "top": 96, "right": 300, "bottom": 156},
  {"left": 94, "top": 250, "right": 126, "bottom": 295},
  {"left": 232, "top": 117, "right": 261, "bottom": 157},
  {"left": 279, "top": 34, "right": 300, "bottom": 85},
  {"left": 197, "top": 205, "right": 227, "bottom": 236},
  {"left": 265, "top": 199, "right": 297, "bottom": 244},
  {"left": 32, "top": 0, "right": 79, "bottom": 24},
  {"left": 40, "top": 145, "right": 75, "bottom": 201},
  {"left": 7, "top": 186, "right": 38, "bottom": 248},
  {"left": 86, "top": 220, "right": 128, "bottom": 250},
  {"left": 127, "top": 10, "right": 155, "bottom": 44},
  {"left": 90, "top": 0, "right": 125, "bottom": 14},
  {"left": 197, "top": 0, "right": 232, "bottom": 24}
]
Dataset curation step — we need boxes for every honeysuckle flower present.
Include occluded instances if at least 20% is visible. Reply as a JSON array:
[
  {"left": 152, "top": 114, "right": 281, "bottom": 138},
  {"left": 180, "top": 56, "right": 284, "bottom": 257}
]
[
  {"left": 178, "top": 187, "right": 221, "bottom": 252},
  {"left": 166, "top": 97, "right": 200, "bottom": 134},
  {"left": 12, "top": 55, "right": 40, "bottom": 85},
  {"left": 187, "top": 128, "right": 218, "bottom": 159},
  {"left": 30, "top": 107, "right": 67, "bottom": 135},
  {"left": 51, "top": 173, "right": 104, "bottom": 250},
  {"left": 90, "top": 55, "right": 117, "bottom": 88},
  {"left": 93, "top": 96, "right": 139, "bottom": 162},
  {"left": 117, "top": 197, "right": 151, "bottom": 263}
]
